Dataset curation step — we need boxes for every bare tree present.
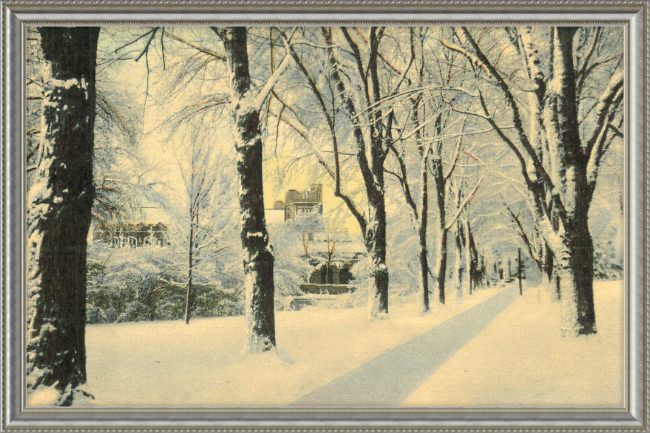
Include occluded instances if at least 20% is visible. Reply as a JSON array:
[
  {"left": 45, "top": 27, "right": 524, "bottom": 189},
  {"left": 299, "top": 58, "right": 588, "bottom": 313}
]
[
  {"left": 214, "top": 27, "right": 291, "bottom": 351},
  {"left": 442, "top": 27, "right": 623, "bottom": 335},
  {"left": 383, "top": 28, "right": 432, "bottom": 312},
  {"left": 325, "top": 235, "right": 338, "bottom": 284},
  {"left": 277, "top": 27, "right": 398, "bottom": 319},
  {"left": 26, "top": 27, "right": 100, "bottom": 406},
  {"left": 176, "top": 141, "right": 218, "bottom": 324}
]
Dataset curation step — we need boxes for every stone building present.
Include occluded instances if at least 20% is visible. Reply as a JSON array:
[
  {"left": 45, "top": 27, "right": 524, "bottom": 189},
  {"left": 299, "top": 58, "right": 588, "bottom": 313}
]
[{"left": 272, "top": 184, "right": 324, "bottom": 222}]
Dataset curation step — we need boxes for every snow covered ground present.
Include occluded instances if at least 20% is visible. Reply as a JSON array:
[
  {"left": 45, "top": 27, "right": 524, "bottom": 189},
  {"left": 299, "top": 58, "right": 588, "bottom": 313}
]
[
  {"left": 85, "top": 288, "right": 502, "bottom": 406},
  {"left": 84, "top": 280, "right": 623, "bottom": 407},
  {"left": 402, "top": 280, "right": 625, "bottom": 407}
]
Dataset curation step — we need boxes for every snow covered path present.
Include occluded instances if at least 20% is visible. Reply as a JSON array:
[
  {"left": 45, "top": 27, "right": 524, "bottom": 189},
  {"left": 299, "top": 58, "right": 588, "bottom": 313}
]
[{"left": 290, "top": 286, "right": 519, "bottom": 406}]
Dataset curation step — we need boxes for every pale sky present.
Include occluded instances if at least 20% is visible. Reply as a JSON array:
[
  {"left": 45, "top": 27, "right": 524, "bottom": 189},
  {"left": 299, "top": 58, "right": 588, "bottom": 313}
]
[{"left": 96, "top": 27, "right": 365, "bottom": 236}]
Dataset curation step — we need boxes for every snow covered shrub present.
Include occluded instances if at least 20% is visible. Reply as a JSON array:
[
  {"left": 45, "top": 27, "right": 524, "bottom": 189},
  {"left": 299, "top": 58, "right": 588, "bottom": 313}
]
[
  {"left": 86, "top": 242, "right": 244, "bottom": 323},
  {"left": 593, "top": 227, "right": 624, "bottom": 280},
  {"left": 386, "top": 215, "right": 421, "bottom": 297},
  {"left": 86, "top": 303, "right": 108, "bottom": 324},
  {"left": 339, "top": 255, "right": 372, "bottom": 308},
  {"left": 268, "top": 215, "right": 324, "bottom": 299},
  {"left": 192, "top": 282, "right": 242, "bottom": 317},
  {"left": 117, "top": 301, "right": 151, "bottom": 323},
  {"left": 591, "top": 211, "right": 624, "bottom": 280},
  {"left": 337, "top": 214, "right": 419, "bottom": 310}
]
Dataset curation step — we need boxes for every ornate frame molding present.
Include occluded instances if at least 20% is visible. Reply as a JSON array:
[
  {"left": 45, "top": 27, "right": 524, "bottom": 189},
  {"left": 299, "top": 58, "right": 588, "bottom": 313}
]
[{"left": 2, "top": 1, "right": 648, "bottom": 430}]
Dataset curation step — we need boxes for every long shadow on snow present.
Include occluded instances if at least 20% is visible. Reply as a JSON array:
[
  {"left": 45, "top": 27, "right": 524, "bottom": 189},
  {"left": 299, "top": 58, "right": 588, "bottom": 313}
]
[{"left": 289, "top": 286, "right": 519, "bottom": 406}]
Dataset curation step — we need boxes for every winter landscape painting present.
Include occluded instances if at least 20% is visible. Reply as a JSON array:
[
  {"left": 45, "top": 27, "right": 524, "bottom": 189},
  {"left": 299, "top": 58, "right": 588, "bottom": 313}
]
[{"left": 25, "top": 26, "right": 625, "bottom": 408}]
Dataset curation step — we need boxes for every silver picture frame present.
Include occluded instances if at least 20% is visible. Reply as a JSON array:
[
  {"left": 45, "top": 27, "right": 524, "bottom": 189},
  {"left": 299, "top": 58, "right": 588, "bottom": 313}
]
[{"left": 2, "top": 1, "right": 648, "bottom": 430}]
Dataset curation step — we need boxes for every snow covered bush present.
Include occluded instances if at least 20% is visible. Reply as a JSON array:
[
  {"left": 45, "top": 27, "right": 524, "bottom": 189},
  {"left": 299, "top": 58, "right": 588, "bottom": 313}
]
[
  {"left": 593, "top": 215, "right": 624, "bottom": 280},
  {"left": 86, "top": 243, "right": 243, "bottom": 323},
  {"left": 268, "top": 215, "right": 324, "bottom": 298}
]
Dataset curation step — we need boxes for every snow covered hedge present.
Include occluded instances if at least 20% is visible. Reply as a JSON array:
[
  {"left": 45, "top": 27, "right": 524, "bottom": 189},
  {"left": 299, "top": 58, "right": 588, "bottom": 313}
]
[{"left": 86, "top": 244, "right": 243, "bottom": 324}]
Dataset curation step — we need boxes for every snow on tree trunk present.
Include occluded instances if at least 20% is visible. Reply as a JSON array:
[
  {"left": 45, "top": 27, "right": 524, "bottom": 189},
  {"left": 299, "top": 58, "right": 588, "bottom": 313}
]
[
  {"left": 432, "top": 158, "right": 447, "bottom": 304},
  {"left": 464, "top": 219, "right": 473, "bottom": 295},
  {"left": 418, "top": 151, "right": 430, "bottom": 312},
  {"left": 319, "top": 27, "right": 390, "bottom": 321},
  {"left": 184, "top": 217, "right": 195, "bottom": 325},
  {"left": 26, "top": 27, "right": 100, "bottom": 406},
  {"left": 222, "top": 27, "right": 276, "bottom": 352},
  {"left": 556, "top": 220, "right": 596, "bottom": 335},
  {"left": 544, "top": 27, "right": 596, "bottom": 335},
  {"left": 454, "top": 223, "right": 466, "bottom": 303},
  {"left": 435, "top": 228, "right": 448, "bottom": 305},
  {"left": 366, "top": 195, "right": 389, "bottom": 321}
]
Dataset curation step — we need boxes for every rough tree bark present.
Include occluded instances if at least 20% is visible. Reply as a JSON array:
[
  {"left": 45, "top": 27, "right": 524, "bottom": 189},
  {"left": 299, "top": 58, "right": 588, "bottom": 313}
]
[
  {"left": 384, "top": 28, "right": 431, "bottom": 313},
  {"left": 184, "top": 212, "right": 195, "bottom": 324},
  {"left": 432, "top": 157, "right": 448, "bottom": 304},
  {"left": 417, "top": 145, "right": 430, "bottom": 311},
  {"left": 218, "top": 27, "right": 277, "bottom": 351},
  {"left": 444, "top": 26, "right": 623, "bottom": 335},
  {"left": 26, "top": 27, "right": 100, "bottom": 406},
  {"left": 544, "top": 27, "right": 597, "bottom": 335},
  {"left": 453, "top": 220, "right": 466, "bottom": 301},
  {"left": 323, "top": 27, "right": 390, "bottom": 320}
]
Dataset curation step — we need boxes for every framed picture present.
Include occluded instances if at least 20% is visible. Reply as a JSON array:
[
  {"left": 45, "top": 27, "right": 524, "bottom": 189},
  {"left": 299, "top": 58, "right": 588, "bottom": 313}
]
[{"left": 2, "top": 0, "right": 648, "bottom": 430}]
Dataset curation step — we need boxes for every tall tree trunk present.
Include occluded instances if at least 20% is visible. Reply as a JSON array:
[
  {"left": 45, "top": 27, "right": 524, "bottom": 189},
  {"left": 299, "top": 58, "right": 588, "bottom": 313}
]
[
  {"left": 518, "top": 248, "right": 523, "bottom": 295},
  {"left": 545, "top": 27, "right": 596, "bottom": 335},
  {"left": 26, "top": 27, "right": 100, "bottom": 406},
  {"left": 454, "top": 223, "right": 466, "bottom": 302},
  {"left": 435, "top": 227, "right": 448, "bottom": 304},
  {"left": 418, "top": 150, "right": 430, "bottom": 312},
  {"left": 365, "top": 28, "right": 390, "bottom": 321},
  {"left": 222, "top": 27, "right": 276, "bottom": 351},
  {"left": 543, "top": 242, "right": 560, "bottom": 301},
  {"left": 411, "top": 34, "right": 430, "bottom": 313},
  {"left": 184, "top": 215, "right": 195, "bottom": 325},
  {"left": 464, "top": 219, "right": 472, "bottom": 295},
  {"left": 432, "top": 159, "right": 447, "bottom": 304},
  {"left": 366, "top": 190, "right": 389, "bottom": 320}
]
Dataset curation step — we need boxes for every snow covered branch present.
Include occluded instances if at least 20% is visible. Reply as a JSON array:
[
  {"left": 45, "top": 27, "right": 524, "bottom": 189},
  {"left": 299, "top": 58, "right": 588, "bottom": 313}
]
[
  {"left": 445, "top": 176, "right": 485, "bottom": 231},
  {"left": 584, "top": 71, "right": 624, "bottom": 157}
]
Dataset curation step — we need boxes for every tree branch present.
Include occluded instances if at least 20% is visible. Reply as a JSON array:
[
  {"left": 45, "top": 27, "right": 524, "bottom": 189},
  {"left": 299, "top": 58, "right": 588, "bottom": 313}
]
[
  {"left": 444, "top": 134, "right": 464, "bottom": 180},
  {"left": 445, "top": 29, "right": 555, "bottom": 196},
  {"left": 584, "top": 70, "right": 624, "bottom": 156},
  {"left": 387, "top": 142, "right": 419, "bottom": 224},
  {"left": 506, "top": 205, "right": 540, "bottom": 264},
  {"left": 278, "top": 27, "right": 367, "bottom": 235},
  {"left": 445, "top": 176, "right": 484, "bottom": 231},
  {"left": 164, "top": 30, "right": 226, "bottom": 61}
]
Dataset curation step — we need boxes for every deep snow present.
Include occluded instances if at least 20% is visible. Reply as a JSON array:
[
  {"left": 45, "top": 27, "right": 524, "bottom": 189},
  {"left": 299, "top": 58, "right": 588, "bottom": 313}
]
[
  {"left": 66, "top": 280, "right": 622, "bottom": 407},
  {"left": 83, "top": 287, "right": 503, "bottom": 406},
  {"left": 402, "top": 280, "right": 624, "bottom": 407}
]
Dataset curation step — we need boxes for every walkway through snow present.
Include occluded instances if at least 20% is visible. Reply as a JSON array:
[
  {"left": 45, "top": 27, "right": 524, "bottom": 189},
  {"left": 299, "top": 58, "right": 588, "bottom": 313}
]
[{"left": 290, "top": 287, "right": 519, "bottom": 406}]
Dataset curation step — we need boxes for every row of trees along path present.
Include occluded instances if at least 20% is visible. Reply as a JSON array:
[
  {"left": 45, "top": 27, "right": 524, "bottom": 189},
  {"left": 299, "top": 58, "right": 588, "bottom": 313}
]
[{"left": 26, "top": 26, "right": 623, "bottom": 405}]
